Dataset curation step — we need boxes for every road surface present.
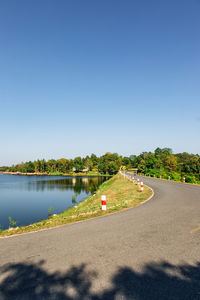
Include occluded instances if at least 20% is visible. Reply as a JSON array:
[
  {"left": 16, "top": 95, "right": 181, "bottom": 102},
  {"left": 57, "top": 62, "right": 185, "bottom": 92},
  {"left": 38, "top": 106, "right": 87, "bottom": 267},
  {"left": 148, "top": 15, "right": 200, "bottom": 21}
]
[{"left": 0, "top": 176, "right": 200, "bottom": 299}]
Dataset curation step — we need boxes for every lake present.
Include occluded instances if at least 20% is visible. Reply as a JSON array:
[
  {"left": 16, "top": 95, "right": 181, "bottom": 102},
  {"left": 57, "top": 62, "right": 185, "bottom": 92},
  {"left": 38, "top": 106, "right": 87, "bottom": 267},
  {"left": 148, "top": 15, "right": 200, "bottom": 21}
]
[{"left": 0, "top": 174, "right": 108, "bottom": 229}]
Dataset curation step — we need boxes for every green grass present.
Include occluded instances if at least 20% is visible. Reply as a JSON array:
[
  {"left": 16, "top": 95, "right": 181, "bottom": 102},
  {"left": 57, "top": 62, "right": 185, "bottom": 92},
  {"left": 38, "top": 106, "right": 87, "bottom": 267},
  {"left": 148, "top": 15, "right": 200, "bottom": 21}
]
[{"left": 0, "top": 173, "right": 152, "bottom": 237}]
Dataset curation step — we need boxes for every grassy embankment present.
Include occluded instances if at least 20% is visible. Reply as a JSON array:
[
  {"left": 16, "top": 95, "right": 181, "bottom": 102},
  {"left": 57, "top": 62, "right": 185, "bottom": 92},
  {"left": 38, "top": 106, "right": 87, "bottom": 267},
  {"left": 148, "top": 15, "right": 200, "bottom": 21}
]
[{"left": 0, "top": 173, "right": 152, "bottom": 237}]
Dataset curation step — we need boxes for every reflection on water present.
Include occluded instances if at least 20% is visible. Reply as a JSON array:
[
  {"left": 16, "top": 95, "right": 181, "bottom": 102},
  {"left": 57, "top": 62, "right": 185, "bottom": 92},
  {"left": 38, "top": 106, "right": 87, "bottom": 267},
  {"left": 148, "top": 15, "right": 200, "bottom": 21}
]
[
  {"left": 26, "top": 177, "right": 104, "bottom": 194},
  {"left": 0, "top": 175, "right": 108, "bottom": 229}
]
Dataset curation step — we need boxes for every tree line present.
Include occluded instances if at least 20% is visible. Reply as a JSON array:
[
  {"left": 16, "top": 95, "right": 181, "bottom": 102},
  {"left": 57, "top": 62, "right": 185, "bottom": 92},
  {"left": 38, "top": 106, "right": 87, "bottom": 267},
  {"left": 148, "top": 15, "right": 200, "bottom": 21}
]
[{"left": 2, "top": 148, "right": 200, "bottom": 183}]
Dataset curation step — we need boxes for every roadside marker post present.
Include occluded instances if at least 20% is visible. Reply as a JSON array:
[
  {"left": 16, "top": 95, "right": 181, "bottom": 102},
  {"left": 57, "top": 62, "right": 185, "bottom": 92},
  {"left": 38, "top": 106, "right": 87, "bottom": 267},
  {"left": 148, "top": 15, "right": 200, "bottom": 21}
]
[
  {"left": 141, "top": 182, "right": 144, "bottom": 192},
  {"left": 168, "top": 176, "right": 170, "bottom": 180},
  {"left": 101, "top": 195, "right": 106, "bottom": 211},
  {"left": 137, "top": 179, "right": 140, "bottom": 185},
  {"left": 183, "top": 177, "right": 185, "bottom": 183}
]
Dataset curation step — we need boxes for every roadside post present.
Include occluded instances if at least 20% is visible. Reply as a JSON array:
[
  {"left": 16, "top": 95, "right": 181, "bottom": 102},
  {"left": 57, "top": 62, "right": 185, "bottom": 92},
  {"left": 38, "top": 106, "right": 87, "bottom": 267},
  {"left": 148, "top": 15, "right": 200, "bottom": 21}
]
[
  {"left": 183, "top": 177, "right": 185, "bottom": 183},
  {"left": 101, "top": 195, "right": 106, "bottom": 211},
  {"left": 168, "top": 176, "right": 170, "bottom": 180},
  {"left": 137, "top": 179, "right": 140, "bottom": 185},
  {"left": 140, "top": 182, "right": 144, "bottom": 192}
]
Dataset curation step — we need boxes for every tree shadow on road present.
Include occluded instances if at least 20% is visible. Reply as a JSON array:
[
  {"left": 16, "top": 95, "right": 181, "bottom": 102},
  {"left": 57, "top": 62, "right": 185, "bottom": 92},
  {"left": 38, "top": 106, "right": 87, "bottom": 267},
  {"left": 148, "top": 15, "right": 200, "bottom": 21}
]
[
  {"left": 98, "top": 261, "right": 200, "bottom": 300},
  {"left": 0, "top": 260, "right": 200, "bottom": 299},
  {"left": 0, "top": 261, "right": 96, "bottom": 300}
]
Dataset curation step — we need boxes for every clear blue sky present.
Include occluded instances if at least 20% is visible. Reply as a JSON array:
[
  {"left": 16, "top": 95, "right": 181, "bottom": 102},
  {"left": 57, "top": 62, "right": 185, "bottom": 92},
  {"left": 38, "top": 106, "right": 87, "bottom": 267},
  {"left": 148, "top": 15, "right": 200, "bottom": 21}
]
[{"left": 0, "top": 0, "right": 200, "bottom": 166}]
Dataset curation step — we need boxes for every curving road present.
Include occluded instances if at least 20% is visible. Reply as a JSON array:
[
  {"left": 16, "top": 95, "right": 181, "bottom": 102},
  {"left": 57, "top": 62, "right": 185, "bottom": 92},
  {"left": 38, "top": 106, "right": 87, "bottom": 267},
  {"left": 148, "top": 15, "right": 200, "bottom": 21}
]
[{"left": 0, "top": 176, "right": 200, "bottom": 299}]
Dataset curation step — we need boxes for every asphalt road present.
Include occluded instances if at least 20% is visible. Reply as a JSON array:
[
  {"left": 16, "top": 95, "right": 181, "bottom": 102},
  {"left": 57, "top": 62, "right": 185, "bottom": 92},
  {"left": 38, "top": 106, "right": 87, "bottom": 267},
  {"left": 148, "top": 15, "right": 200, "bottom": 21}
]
[{"left": 0, "top": 176, "right": 200, "bottom": 300}]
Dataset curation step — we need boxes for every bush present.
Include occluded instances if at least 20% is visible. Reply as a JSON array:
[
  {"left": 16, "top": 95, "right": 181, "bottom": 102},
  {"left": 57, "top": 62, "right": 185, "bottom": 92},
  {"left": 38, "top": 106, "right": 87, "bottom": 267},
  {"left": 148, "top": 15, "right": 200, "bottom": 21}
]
[
  {"left": 185, "top": 175, "right": 196, "bottom": 184},
  {"left": 168, "top": 172, "right": 181, "bottom": 181}
]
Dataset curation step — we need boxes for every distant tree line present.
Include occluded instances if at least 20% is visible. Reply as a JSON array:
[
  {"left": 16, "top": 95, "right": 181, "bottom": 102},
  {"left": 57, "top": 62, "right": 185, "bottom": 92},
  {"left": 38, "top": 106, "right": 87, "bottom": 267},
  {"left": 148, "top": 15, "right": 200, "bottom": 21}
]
[
  {"left": 3, "top": 148, "right": 200, "bottom": 183},
  {"left": 130, "top": 148, "right": 200, "bottom": 183},
  {"left": 0, "top": 166, "right": 8, "bottom": 172},
  {"left": 5, "top": 153, "right": 122, "bottom": 175}
]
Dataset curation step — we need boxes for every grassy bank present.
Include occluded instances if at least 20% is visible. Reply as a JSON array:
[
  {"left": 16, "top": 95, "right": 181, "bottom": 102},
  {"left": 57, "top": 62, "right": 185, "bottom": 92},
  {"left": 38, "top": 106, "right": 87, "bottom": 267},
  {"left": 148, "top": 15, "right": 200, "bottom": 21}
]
[{"left": 0, "top": 173, "right": 152, "bottom": 237}]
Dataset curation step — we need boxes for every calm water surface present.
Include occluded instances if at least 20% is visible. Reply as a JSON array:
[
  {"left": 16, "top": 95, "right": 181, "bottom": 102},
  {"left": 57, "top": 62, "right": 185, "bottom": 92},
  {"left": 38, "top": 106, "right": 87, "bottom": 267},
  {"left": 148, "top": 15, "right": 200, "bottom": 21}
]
[{"left": 0, "top": 174, "right": 108, "bottom": 229}]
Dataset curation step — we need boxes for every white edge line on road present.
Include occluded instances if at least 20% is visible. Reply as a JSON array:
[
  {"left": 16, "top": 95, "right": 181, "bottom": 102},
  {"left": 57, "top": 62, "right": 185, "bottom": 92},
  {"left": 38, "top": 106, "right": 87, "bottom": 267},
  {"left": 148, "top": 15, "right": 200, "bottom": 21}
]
[{"left": 139, "top": 183, "right": 154, "bottom": 206}]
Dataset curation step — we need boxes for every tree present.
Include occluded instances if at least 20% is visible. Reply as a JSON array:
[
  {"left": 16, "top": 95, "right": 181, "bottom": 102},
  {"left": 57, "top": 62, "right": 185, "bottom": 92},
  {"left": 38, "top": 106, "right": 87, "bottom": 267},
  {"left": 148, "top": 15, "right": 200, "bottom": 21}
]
[
  {"left": 137, "top": 159, "right": 146, "bottom": 173},
  {"left": 98, "top": 152, "right": 121, "bottom": 175},
  {"left": 25, "top": 161, "right": 35, "bottom": 173},
  {"left": 73, "top": 157, "right": 84, "bottom": 172},
  {"left": 164, "top": 155, "right": 177, "bottom": 172},
  {"left": 122, "top": 157, "right": 131, "bottom": 168},
  {"left": 40, "top": 159, "right": 47, "bottom": 173},
  {"left": 155, "top": 147, "right": 162, "bottom": 156},
  {"left": 90, "top": 154, "right": 98, "bottom": 167},
  {"left": 47, "top": 159, "right": 57, "bottom": 173},
  {"left": 108, "top": 162, "right": 119, "bottom": 175}
]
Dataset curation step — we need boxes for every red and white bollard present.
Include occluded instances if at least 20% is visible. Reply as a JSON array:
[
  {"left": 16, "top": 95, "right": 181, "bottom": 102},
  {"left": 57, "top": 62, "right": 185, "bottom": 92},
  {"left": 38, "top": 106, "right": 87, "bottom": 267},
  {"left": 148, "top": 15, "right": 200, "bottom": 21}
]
[
  {"left": 140, "top": 182, "right": 144, "bottom": 192},
  {"left": 137, "top": 179, "right": 140, "bottom": 185},
  {"left": 183, "top": 177, "right": 185, "bottom": 183},
  {"left": 101, "top": 195, "right": 106, "bottom": 211}
]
